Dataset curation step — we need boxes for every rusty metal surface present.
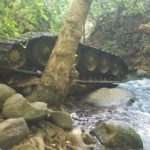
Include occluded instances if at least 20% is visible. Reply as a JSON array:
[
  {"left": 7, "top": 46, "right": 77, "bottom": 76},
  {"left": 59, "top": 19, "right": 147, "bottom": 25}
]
[
  {"left": 0, "top": 32, "right": 128, "bottom": 88},
  {"left": 0, "top": 32, "right": 55, "bottom": 51},
  {"left": 0, "top": 32, "right": 56, "bottom": 67}
]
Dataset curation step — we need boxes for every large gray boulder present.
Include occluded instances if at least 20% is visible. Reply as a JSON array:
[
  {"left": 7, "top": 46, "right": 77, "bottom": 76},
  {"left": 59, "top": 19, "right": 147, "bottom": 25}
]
[
  {"left": 47, "top": 110, "right": 73, "bottom": 130},
  {"left": 0, "top": 84, "right": 16, "bottom": 108},
  {"left": 0, "top": 118, "right": 29, "bottom": 150},
  {"left": 85, "top": 88, "right": 135, "bottom": 108},
  {"left": 3, "top": 94, "right": 47, "bottom": 121},
  {"left": 90, "top": 120, "right": 143, "bottom": 150}
]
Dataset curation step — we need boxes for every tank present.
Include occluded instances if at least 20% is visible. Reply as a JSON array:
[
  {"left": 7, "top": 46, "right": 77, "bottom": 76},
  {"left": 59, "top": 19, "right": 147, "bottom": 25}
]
[{"left": 0, "top": 32, "right": 128, "bottom": 88}]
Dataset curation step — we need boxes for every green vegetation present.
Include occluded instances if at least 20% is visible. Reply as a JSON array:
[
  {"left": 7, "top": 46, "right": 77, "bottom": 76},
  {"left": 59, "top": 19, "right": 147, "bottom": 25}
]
[
  {"left": 0, "top": 0, "right": 149, "bottom": 39},
  {"left": 90, "top": 0, "right": 148, "bottom": 18},
  {"left": 88, "top": 0, "right": 149, "bottom": 31},
  {"left": 0, "top": 0, "right": 69, "bottom": 39}
]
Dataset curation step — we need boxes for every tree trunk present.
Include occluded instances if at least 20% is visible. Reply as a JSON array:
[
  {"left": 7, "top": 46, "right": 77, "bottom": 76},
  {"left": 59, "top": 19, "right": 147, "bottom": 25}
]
[{"left": 29, "top": 0, "right": 93, "bottom": 105}]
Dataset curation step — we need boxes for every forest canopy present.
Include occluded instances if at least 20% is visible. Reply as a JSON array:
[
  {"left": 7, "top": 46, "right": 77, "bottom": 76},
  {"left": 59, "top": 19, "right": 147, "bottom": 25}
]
[{"left": 0, "top": 0, "right": 149, "bottom": 39}]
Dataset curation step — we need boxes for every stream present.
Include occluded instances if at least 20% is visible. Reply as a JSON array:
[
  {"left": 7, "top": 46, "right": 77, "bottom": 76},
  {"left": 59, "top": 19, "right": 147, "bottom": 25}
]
[{"left": 70, "top": 78, "right": 150, "bottom": 150}]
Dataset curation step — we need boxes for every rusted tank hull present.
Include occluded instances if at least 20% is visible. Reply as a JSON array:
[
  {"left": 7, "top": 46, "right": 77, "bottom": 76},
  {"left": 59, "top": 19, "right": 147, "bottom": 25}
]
[{"left": 0, "top": 32, "right": 128, "bottom": 87}]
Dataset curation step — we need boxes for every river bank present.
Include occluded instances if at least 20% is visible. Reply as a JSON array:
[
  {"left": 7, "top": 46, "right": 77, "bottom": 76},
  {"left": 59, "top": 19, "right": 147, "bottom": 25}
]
[{"left": 67, "top": 78, "right": 150, "bottom": 150}]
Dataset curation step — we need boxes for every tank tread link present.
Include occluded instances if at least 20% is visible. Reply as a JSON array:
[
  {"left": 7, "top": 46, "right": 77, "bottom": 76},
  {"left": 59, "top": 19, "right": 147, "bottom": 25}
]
[{"left": 0, "top": 32, "right": 128, "bottom": 85}]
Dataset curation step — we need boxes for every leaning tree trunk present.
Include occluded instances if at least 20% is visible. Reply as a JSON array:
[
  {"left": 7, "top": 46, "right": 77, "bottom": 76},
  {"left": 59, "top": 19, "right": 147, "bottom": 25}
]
[{"left": 29, "top": 0, "right": 93, "bottom": 105}]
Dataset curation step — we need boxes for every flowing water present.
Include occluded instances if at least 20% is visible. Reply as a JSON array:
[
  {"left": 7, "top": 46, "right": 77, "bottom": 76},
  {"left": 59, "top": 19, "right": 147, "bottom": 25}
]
[{"left": 70, "top": 78, "right": 150, "bottom": 150}]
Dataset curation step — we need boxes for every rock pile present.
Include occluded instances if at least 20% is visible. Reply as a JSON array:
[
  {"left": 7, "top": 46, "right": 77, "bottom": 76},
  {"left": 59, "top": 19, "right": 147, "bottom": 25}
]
[
  {"left": 0, "top": 84, "right": 95, "bottom": 150},
  {"left": 0, "top": 83, "right": 143, "bottom": 150}
]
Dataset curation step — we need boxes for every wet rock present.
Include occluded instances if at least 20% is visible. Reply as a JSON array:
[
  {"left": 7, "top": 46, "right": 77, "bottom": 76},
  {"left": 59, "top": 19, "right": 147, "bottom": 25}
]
[
  {"left": 85, "top": 88, "right": 135, "bottom": 108},
  {"left": 136, "top": 69, "right": 149, "bottom": 77},
  {"left": 82, "top": 133, "right": 96, "bottom": 145},
  {"left": 44, "top": 122, "right": 67, "bottom": 141},
  {"left": 3, "top": 94, "right": 47, "bottom": 121},
  {"left": 21, "top": 87, "right": 33, "bottom": 96},
  {"left": 44, "top": 125, "right": 56, "bottom": 137},
  {"left": 0, "top": 84, "right": 16, "bottom": 108},
  {"left": 30, "top": 102, "right": 47, "bottom": 110},
  {"left": 48, "top": 111, "right": 73, "bottom": 130},
  {"left": 0, "top": 118, "right": 29, "bottom": 150},
  {"left": 90, "top": 120, "right": 143, "bottom": 150},
  {"left": 66, "top": 127, "right": 94, "bottom": 150}
]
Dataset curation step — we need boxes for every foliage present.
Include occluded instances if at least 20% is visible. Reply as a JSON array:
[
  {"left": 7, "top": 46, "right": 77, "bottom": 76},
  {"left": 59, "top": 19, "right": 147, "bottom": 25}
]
[
  {"left": 49, "top": 0, "right": 69, "bottom": 33},
  {"left": 90, "top": 0, "right": 148, "bottom": 17},
  {"left": 87, "top": 0, "right": 149, "bottom": 27},
  {"left": 0, "top": 0, "right": 69, "bottom": 39},
  {"left": 0, "top": 0, "right": 149, "bottom": 39}
]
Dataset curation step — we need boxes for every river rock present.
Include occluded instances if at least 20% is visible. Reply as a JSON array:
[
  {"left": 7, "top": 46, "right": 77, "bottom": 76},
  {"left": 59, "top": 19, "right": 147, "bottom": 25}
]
[
  {"left": 30, "top": 101, "right": 47, "bottom": 110},
  {"left": 3, "top": 94, "right": 47, "bottom": 121},
  {"left": 21, "top": 86, "right": 33, "bottom": 96},
  {"left": 136, "top": 69, "right": 149, "bottom": 77},
  {"left": 85, "top": 88, "right": 135, "bottom": 108},
  {"left": 82, "top": 133, "right": 96, "bottom": 145},
  {"left": 90, "top": 120, "right": 143, "bottom": 150},
  {"left": 66, "top": 127, "right": 93, "bottom": 150},
  {"left": 0, "top": 118, "right": 29, "bottom": 150},
  {"left": 0, "top": 84, "right": 16, "bottom": 108},
  {"left": 47, "top": 111, "right": 73, "bottom": 130}
]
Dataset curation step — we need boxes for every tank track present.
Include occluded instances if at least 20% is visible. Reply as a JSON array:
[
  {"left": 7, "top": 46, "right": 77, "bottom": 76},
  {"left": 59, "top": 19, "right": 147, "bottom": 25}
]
[{"left": 0, "top": 32, "right": 128, "bottom": 86}]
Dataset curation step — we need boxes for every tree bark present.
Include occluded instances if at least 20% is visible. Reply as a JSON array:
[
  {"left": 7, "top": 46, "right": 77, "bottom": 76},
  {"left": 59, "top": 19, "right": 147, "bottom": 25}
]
[{"left": 29, "top": 0, "right": 93, "bottom": 105}]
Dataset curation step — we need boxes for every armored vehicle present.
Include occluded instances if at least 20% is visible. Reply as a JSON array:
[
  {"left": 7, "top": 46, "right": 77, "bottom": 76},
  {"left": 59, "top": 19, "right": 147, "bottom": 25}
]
[{"left": 0, "top": 33, "right": 128, "bottom": 91}]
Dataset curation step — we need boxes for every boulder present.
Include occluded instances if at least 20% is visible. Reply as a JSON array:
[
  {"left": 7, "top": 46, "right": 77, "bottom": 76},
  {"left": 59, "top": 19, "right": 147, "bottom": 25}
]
[
  {"left": 82, "top": 133, "right": 96, "bottom": 145},
  {"left": 90, "top": 120, "right": 143, "bottom": 150},
  {"left": 136, "top": 69, "right": 149, "bottom": 77},
  {"left": 3, "top": 94, "right": 47, "bottom": 121},
  {"left": 66, "top": 127, "right": 93, "bottom": 150},
  {"left": 47, "top": 111, "right": 73, "bottom": 130},
  {"left": 30, "top": 102, "right": 47, "bottom": 110},
  {"left": 0, "top": 84, "right": 16, "bottom": 108},
  {"left": 0, "top": 118, "right": 29, "bottom": 150},
  {"left": 44, "top": 122, "right": 67, "bottom": 141},
  {"left": 85, "top": 88, "right": 135, "bottom": 108}
]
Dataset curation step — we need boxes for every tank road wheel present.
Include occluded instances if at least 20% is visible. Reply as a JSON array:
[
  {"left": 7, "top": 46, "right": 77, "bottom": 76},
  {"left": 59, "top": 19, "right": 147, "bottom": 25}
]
[
  {"left": 111, "top": 62, "right": 120, "bottom": 76},
  {"left": 27, "top": 37, "right": 56, "bottom": 69},
  {"left": 8, "top": 44, "right": 26, "bottom": 69},
  {"left": 83, "top": 50, "right": 98, "bottom": 72},
  {"left": 31, "top": 39, "right": 52, "bottom": 67},
  {"left": 99, "top": 55, "right": 110, "bottom": 74}
]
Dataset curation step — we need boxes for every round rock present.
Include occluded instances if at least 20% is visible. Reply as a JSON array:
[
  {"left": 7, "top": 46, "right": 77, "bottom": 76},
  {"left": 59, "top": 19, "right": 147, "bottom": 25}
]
[
  {"left": 0, "top": 118, "right": 29, "bottom": 150},
  {"left": 90, "top": 120, "right": 143, "bottom": 150},
  {"left": 48, "top": 111, "right": 73, "bottom": 130},
  {"left": 85, "top": 88, "right": 135, "bottom": 108},
  {"left": 0, "top": 84, "right": 16, "bottom": 108},
  {"left": 3, "top": 94, "right": 47, "bottom": 122}
]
